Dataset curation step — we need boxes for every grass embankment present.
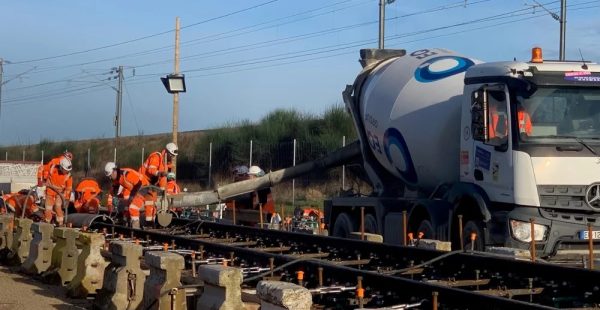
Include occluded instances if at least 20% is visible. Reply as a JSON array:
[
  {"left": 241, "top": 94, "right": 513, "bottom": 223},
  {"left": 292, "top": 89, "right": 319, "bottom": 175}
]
[{"left": 0, "top": 105, "right": 368, "bottom": 206}]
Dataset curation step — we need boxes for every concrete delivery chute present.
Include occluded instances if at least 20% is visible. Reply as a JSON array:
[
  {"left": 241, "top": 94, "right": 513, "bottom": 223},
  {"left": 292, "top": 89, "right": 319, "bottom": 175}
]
[{"left": 172, "top": 46, "right": 600, "bottom": 258}]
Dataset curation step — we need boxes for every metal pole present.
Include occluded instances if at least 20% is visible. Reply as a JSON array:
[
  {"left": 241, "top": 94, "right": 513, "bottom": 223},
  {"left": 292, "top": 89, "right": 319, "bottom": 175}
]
[
  {"left": 141, "top": 147, "right": 145, "bottom": 165},
  {"left": 114, "top": 148, "right": 117, "bottom": 162},
  {"left": 41, "top": 150, "right": 44, "bottom": 165},
  {"left": 378, "top": 0, "right": 385, "bottom": 49},
  {"left": 559, "top": 0, "right": 566, "bottom": 61},
  {"left": 117, "top": 66, "right": 123, "bottom": 138},
  {"left": 87, "top": 148, "right": 90, "bottom": 176},
  {"left": 172, "top": 16, "right": 181, "bottom": 174},
  {"left": 342, "top": 136, "right": 346, "bottom": 190},
  {"left": 0, "top": 58, "right": 3, "bottom": 120},
  {"left": 208, "top": 142, "right": 213, "bottom": 188},
  {"left": 22, "top": 150, "right": 25, "bottom": 162},
  {"left": 249, "top": 140, "right": 253, "bottom": 167},
  {"left": 292, "top": 139, "right": 296, "bottom": 207}
]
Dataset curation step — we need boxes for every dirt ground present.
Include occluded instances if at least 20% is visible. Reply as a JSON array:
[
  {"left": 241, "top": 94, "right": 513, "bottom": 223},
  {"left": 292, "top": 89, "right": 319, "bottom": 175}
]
[{"left": 0, "top": 265, "right": 91, "bottom": 310}]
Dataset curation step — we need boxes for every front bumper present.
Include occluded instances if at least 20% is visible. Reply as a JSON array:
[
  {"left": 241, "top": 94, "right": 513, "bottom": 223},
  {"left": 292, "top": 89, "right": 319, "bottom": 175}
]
[{"left": 503, "top": 206, "right": 600, "bottom": 257}]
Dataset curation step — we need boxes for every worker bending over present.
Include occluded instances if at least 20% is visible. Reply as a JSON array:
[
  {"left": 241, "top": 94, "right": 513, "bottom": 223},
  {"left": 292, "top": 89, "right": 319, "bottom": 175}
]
[
  {"left": 105, "top": 162, "right": 154, "bottom": 229},
  {"left": 139, "top": 142, "right": 178, "bottom": 222},
  {"left": 73, "top": 178, "right": 102, "bottom": 214},
  {"left": 0, "top": 190, "right": 40, "bottom": 219}
]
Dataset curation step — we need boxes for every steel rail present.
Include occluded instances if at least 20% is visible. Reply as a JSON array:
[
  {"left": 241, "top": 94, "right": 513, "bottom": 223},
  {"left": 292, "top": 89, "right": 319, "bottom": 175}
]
[{"left": 99, "top": 222, "right": 555, "bottom": 310}]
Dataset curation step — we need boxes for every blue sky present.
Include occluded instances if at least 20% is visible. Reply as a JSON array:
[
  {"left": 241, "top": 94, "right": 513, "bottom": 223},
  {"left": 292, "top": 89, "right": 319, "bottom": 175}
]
[{"left": 0, "top": 0, "right": 598, "bottom": 145}]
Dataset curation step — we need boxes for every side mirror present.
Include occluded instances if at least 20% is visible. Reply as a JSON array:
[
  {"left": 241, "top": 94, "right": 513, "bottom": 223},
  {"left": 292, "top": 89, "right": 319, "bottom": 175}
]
[{"left": 471, "top": 90, "right": 487, "bottom": 141}]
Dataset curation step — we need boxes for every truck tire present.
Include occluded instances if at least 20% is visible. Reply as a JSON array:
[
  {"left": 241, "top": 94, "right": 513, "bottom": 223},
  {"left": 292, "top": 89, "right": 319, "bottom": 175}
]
[
  {"left": 333, "top": 213, "right": 355, "bottom": 238},
  {"left": 364, "top": 214, "right": 378, "bottom": 234},
  {"left": 463, "top": 220, "right": 484, "bottom": 251}
]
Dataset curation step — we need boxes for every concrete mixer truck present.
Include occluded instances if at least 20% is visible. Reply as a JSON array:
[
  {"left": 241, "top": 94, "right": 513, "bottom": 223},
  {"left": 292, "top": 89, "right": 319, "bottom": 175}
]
[{"left": 324, "top": 47, "right": 600, "bottom": 257}]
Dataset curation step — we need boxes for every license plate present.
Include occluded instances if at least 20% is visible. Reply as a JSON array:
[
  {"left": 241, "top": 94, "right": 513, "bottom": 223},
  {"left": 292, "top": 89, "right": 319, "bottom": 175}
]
[{"left": 578, "top": 230, "right": 600, "bottom": 240}]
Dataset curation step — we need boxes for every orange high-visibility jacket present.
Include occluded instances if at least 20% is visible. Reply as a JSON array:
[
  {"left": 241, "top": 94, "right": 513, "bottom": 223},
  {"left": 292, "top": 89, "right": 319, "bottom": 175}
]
[
  {"left": 489, "top": 107, "right": 532, "bottom": 138},
  {"left": 46, "top": 164, "right": 72, "bottom": 198},
  {"left": 75, "top": 178, "right": 101, "bottom": 202},
  {"left": 166, "top": 180, "right": 181, "bottom": 195},
  {"left": 37, "top": 156, "right": 63, "bottom": 181},
  {"left": 2, "top": 192, "right": 38, "bottom": 216},
  {"left": 517, "top": 107, "right": 533, "bottom": 135},
  {"left": 111, "top": 168, "right": 149, "bottom": 199},
  {"left": 139, "top": 150, "right": 173, "bottom": 186}
]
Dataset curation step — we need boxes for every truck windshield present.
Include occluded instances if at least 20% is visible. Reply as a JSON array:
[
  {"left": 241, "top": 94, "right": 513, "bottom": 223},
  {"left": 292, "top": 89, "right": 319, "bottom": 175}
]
[{"left": 518, "top": 87, "right": 600, "bottom": 141}]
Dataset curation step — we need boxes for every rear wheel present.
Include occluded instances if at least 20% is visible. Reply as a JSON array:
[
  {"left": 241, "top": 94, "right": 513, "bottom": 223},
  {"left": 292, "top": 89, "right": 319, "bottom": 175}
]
[
  {"left": 332, "top": 213, "right": 355, "bottom": 238},
  {"left": 364, "top": 214, "right": 378, "bottom": 234},
  {"left": 463, "top": 220, "right": 485, "bottom": 251}
]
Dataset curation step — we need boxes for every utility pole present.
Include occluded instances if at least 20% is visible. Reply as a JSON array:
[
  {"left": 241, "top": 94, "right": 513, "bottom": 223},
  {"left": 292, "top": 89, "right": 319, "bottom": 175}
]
[
  {"left": 378, "top": 0, "right": 396, "bottom": 49},
  {"left": 172, "top": 17, "right": 181, "bottom": 174},
  {"left": 559, "top": 0, "right": 566, "bottom": 61},
  {"left": 378, "top": 0, "right": 385, "bottom": 49},
  {"left": 113, "top": 66, "right": 124, "bottom": 147},
  {"left": 0, "top": 58, "right": 3, "bottom": 120}
]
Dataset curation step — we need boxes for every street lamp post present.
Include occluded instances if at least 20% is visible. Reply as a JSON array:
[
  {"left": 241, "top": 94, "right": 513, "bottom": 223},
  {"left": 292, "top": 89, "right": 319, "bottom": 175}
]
[{"left": 161, "top": 17, "right": 184, "bottom": 174}]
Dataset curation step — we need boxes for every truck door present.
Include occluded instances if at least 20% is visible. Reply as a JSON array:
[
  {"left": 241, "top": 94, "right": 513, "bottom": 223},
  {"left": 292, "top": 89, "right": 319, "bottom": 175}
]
[{"left": 471, "top": 85, "right": 514, "bottom": 203}]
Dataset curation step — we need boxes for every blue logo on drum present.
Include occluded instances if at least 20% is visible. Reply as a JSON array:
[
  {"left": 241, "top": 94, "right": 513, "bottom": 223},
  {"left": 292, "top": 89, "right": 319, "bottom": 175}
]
[
  {"left": 414, "top": 56, "right": 475, "bottom": 83},
  {"left": 383, "top": 128, "right": 418, "bottom": 185}
]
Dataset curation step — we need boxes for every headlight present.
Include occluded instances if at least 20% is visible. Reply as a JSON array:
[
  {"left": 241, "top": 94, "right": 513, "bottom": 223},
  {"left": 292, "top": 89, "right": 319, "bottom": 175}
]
[{"left": 510, "top": 219, "right": 548, "bottom": 242}]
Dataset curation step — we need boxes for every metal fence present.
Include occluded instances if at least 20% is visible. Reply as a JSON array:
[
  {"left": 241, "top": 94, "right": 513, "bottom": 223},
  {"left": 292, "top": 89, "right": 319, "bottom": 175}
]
[{"left": 1, "top": 136, "right": 355, "bottom": 195}]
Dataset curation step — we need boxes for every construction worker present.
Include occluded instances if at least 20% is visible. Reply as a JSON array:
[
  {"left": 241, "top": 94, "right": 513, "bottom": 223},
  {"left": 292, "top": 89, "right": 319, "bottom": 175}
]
[
  {"left": 44, "top": 157, "right": 72, "bottom": 226},
  {"left": 105, "top": 162, "right": 152, "bottom": 229},
  {"left": 247, "top": 165, "right": 265, "bottom": 178},
  {"left": 37, "top": 151, "right": 73, "bottom": 186},
  {"left": 73, "top": 178, "right": 102, "bottom": 214},
  {"left": 517, "top": 105, "right": 533, "bottom": 136},
  {"left": 140, "top": 142, "right": 178, "bottom": 188},
  {"left": 0, "top": 190, "right": 40, "bottom": 219},
  {"left": 166, "top": 172, "right": 181, "bottom": 195},
  {"left": 139, "top": 142, "right": 178, "bottom": 222}
]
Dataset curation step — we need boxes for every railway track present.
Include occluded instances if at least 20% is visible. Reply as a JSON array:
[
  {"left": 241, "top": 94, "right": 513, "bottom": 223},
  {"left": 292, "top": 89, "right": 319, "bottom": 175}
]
[{"left": 96, "top": 218, "right": 600, "bottom": 309}]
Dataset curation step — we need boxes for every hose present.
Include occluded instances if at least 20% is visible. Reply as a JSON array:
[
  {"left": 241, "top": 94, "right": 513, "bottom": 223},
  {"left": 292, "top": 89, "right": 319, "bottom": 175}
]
[{"left": 20, "top": 186, "right": 37, "bottom": 219}]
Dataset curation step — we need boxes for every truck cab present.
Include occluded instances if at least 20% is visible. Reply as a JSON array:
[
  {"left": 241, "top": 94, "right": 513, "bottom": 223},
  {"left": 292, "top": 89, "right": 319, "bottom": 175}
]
[{"left": 460, "top": 48, "right": 600, "bottom": 256}]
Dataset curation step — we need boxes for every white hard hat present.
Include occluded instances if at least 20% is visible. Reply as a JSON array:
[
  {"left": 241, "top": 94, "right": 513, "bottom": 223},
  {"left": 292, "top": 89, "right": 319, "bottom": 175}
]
[
  {"left": 166, "top": 142, "right": 178, "bottom": 156},
  {"left": 59, "top": 157, "right": 72, "bottom": 172},
  {"left": 104, "top": 162, "right": 117, "bottom": 177},
  {"left": 167, "top": 172, "right": 176, "bottom": 180},
  {"left": 233, "top": 165, "right": 249, "bottom": 175},
  {"left": 248, "top": 165, "right": 264, "bottom": 176}
]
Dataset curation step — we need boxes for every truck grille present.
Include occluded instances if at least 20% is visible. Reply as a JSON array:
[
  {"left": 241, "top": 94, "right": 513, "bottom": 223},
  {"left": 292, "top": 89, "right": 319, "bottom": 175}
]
[{"left": 538, "top": 185, "right": 593, "bottom": 211}]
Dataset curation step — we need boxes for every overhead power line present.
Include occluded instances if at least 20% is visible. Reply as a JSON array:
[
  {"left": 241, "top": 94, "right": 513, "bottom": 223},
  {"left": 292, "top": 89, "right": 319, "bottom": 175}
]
[
  {"left": 4, "top": 0, "right": 597, "bottom": 105},
  {"left": 7, "top": 0, "right": 281, "bottom": 65}
]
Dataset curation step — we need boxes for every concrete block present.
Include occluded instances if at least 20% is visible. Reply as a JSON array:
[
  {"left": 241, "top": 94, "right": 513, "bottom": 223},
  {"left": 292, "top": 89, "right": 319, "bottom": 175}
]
[
  {"left": 486, "top": 247, "right": 530, "bottom": 258},
  {"left": 8, "top": 218, "right": 32, "bottom": 265},
  {"left": 416, "top": 239, "right": 452, "bottom": 252},
  {"left": 257, "top": 280, "right": 312, "bottom": 310},
  {"left": 143, "top": 251, "right": 186, "bottom": 310},
  {"left": 47, "top": 227, "right": 80, "bottom": 285},
  {"left": 22, "top": 222, "right": 55, "bottom": 274},
  {"left": 67, "top": 232, "right": 108, "bottom": 298},
  {"left": 196, "top": 265, "right": 244, "bottom": 310},
  {"left": 94, "top": 241, "right": 146, "bottom": 310},
  {"left": 349, "top": 232, "right": 384, "bottom": 243},
  {"left": 0, "top": 215, "right": 13, "bottom": 253}
]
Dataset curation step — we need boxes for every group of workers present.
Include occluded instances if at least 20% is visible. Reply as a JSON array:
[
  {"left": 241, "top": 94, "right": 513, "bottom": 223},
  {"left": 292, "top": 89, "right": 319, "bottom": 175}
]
[
  {"left": 0, "top": 142, "right": 181, "bottom": 228},
  {"left": 103, "top": 142, "right": 179, "bottom": 228}
]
